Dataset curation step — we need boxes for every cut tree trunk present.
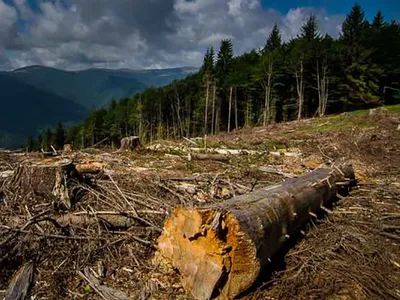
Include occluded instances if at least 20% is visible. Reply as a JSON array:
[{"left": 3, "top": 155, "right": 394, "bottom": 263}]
[
  {"left": 188, "top": 153, "right": 229, "bottom": 163},
  {"left": 119, "top": 136, "right": 141, "bottom": 151},
  {"left": 156, "top": 161, "right": 355, "bottom": 300},
  {"left": 8, "top": 158, "right": 80, "bottom": 209}
]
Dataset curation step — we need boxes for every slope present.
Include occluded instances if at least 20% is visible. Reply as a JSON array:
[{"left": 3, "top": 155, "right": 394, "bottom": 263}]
[
  {"left": 8, "top": 66, "right": 197, "bottom": 109},
  {"left": 0, "top": 74, "right": 88, "bottom": 149}
]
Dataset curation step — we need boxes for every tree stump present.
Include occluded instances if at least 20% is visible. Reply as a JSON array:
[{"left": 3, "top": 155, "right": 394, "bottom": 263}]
[
  {"left": 156, "top": 161, "right": 356, "bottom": 299},
  {"left": 119, "top": 136, "right": 141, "bottom": 151},
  {"left": 62, "top": 144, "right": 73, "bottom": 154},
  {"left": 9, "top": 157, "right": 80, "bottom": 209}
]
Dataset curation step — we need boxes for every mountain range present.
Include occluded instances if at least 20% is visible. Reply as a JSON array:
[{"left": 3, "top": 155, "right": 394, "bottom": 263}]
[{"left": 0, "top": 65, "right": 197, "bottom": 149}]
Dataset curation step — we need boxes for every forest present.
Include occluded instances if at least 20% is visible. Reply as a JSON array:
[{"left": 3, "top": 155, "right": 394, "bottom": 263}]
[{"left": 29, "top": 4, "right": 400, "bottom": 150}]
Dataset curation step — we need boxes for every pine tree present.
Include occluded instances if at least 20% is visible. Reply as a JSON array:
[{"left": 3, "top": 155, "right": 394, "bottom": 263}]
[
  {"left": 216, "top": 39, "right": 234, "bottom": 86},
  {"left": 215, "top": 39, "right": 234, "bottom": 132},
  {"left": 25, "top": 136, "right": 35, "bottom": 152},
  {"left": 300, "top": 14, "right": 321, "bottom": 42},
  {"left": 201, "top": 47, "right": 215, "bottom": 134},
  {"left": 43, "top": 128, "right": 53, "bottom": 151},
  {"left": 372, "top": 10, "right": 385, "bottom": 30},
  {"left": 37, "top": 134, "right": 43, "bottom": 150},
  {"left": 258, "top": 24, "right": 283, "bottom": 124},
  {"left": 339, "top": 3, "right": 380, "bottom": 109},
  {"left": 54, "top": 122, "right": 65, "bottom": 150},
  {"left": 264, "top": 24, "right": 282, "bottom": 53}
]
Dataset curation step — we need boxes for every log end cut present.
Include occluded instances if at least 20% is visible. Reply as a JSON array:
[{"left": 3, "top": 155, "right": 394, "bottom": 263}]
[{"left": 157, "top": 207, "right": 259, "bottom": 300}]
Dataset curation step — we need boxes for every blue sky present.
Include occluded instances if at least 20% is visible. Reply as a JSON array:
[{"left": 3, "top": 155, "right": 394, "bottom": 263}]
[
  {"left": 261, "top": 0, "right": 399, "bottom": 21},
  {"left": 0, "top": 0, "right": 398, "bottom": 70}
]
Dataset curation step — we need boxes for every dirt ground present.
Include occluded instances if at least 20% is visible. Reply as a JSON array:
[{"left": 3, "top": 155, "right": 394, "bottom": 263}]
[{"left": 1, "top": 109, "right": 399, "bottom": 299}]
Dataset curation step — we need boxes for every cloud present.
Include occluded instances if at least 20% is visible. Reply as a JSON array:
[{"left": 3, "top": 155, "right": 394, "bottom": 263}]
[{"left": 0, "top": 0, "right": 345, "bottom": 70}]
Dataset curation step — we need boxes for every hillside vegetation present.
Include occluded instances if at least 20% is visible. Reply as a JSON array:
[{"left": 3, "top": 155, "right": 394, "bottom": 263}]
[
  {"left": 52, "top": 4, "right": 400, "bottom": 151},
  {"left": 0, "top": 74, "right": 88, "bottom": 149},
  {"left": 0, "top": 66, "right": 196, "bottom": 149}
]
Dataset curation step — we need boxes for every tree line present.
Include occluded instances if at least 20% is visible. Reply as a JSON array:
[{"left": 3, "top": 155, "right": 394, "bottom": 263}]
[{"left": 28, "top": 4, "right": 400, "bottom": 150}]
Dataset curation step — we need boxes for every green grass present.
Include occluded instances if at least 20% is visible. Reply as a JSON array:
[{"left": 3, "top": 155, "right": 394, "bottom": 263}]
[
  {"left": 296, "top": 103, "right": 400, "bottom": 134},
  {"left": 384, "top": 103, "right": 400, "bottom": 114}
]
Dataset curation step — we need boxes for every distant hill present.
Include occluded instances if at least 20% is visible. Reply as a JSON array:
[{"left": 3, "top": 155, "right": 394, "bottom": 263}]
[
  {"left": 6, "top": 66, "right": 198, "bottom": 109},
  {"left": 0, "top": 73, "right": 88, "bottom": 149},
  {"left": 0, "top": 65, "right": 197, "bottom": 148}
]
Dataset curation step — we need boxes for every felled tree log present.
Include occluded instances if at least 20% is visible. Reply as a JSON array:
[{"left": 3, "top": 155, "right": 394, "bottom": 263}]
[
  {"left": 9, "top": 158, "right": 80, "bottom": 209},
  {"left": 188, "top": 153, "right": 229, "bottom": 162},
  {"left": 156, "top": 161, "right": 355, "bottom": 300},
  {"left": 119, "top": 136, "right": 141, "bottom": 151}
]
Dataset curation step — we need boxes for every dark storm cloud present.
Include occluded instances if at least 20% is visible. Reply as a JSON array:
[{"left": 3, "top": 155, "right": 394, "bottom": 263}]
[{"left": 0, "top": 0, "right": 345, "bottom": 70}]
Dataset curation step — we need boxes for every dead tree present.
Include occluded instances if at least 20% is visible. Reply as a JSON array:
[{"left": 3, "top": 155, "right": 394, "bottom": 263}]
[
  {"left": 211, "top": 82, "right": 217, "bottom": 135},
  {"left": 227, "top": 86, "right": 233, "bottom": 132},
  {"left": 156, "top": 161, "right": 355, "bottom": 299},
  {"left": 295, "top": 60, "right": 305, "bottom": 120},
  {"left": 316, "top": 59, "right": 329, "bottom": 117}
]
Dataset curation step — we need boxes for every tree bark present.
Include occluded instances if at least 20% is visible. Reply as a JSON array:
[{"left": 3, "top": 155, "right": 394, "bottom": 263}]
[
  {"left": 156, "top": 161, "right": 355, "bottom": 300},
  {"left": 211, "top": 82, "right": 216, "bottom": 135},
  {"left": 204, "top": 80, "right": 210, "bottom": 135},
  {"left": 227, "top": 86, "right": 233, "bottom": 133},
  {"left": 9, "top": 158, "right": 80, "bottom": 209},
  {"left": 234, "top": 87, "right": 238, "bottom": 131},
  {"left": 295, "top": 61, "right": 305, "bottom": 120}
]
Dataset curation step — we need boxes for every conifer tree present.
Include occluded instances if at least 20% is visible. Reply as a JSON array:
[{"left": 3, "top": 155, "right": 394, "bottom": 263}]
[
  {"left": 54, "top": 122, "right": 65, "bottom": 150},
  {"left": 339, "top": 3, "right": 380, "bottom": 109}
]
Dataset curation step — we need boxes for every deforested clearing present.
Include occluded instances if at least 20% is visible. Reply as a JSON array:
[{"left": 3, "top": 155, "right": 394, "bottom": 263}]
[{"left": 1, "top": 107, "right": 399, "bottom": 300}]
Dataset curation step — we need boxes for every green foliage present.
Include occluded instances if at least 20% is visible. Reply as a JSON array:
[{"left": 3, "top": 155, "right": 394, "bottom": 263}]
[
  {"left": 60, "top": 4, "right": 400, "bottom": 149},
  {"left": 263, "top": 24, "right": 282, "bottom": 53},
  {"left": 216, "top": 39, "right": 234, "bottom": 86},
  {"left": 54, "top": 122, "right": 65, "bottom": 150}
]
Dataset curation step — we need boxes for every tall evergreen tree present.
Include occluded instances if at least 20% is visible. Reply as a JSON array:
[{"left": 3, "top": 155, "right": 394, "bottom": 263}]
[
  {"left": 372, "top": 10, "right": 385, "bottom": 29},
  {"left": 43, "top": 128, "right": 53, "bottom": 151},
  {"left": 215, "top": 39, "right": 234, "bottom": 132},
  {"left": 54, "top": 122, "right": 65, "bottom": 150},
  {"left": 264, "top": 24, "right": 282, "bottom": 53},
  {"left": 300, "top": 14, "right": 321, "bottom": 42},
  {"left": 216, "top": 39, "right": 234, "bottom": 85},
  {"left": 258, "top": 25, "right": 283, "bottom": 124},
  {"left": 339, "top": 3, "right": 380, "bottom": 109}
]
